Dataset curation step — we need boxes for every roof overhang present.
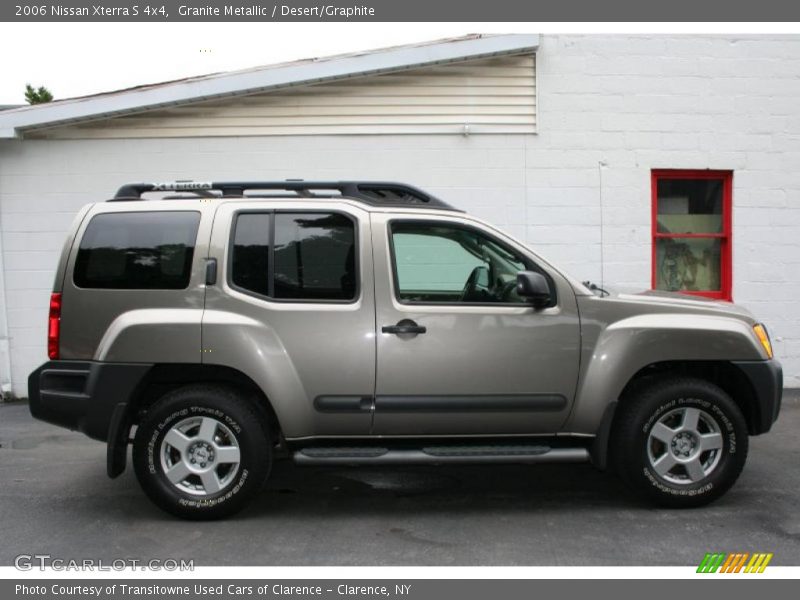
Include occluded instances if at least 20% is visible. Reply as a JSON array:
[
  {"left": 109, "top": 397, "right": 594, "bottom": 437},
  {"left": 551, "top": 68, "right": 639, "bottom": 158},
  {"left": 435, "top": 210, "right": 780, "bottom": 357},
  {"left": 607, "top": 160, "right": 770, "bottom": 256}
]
[{"left": 0, "top": 34, "right": 539, "bottom": 139}]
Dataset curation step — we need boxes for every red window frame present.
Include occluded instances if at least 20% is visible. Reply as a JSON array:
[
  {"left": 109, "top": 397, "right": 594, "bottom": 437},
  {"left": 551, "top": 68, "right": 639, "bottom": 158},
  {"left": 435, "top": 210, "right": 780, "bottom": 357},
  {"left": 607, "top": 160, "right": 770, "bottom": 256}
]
[{"left": 651, "top": 169, "right": 733, "bottom": 301}]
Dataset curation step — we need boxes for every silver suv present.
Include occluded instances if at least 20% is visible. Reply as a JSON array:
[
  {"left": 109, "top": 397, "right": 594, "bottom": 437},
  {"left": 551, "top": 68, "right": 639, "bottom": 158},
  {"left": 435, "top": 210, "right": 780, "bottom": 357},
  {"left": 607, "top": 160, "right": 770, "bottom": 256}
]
[{"left": 28, "top": 181, "right": 782, "bottom": 519}]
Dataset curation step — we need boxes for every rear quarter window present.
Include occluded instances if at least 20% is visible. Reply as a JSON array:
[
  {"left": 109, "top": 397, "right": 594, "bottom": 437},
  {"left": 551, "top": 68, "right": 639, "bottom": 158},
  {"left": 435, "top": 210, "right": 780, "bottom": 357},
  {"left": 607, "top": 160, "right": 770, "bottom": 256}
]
[{"left": 73, "top": 211, "right": 201, "bottom": 289}]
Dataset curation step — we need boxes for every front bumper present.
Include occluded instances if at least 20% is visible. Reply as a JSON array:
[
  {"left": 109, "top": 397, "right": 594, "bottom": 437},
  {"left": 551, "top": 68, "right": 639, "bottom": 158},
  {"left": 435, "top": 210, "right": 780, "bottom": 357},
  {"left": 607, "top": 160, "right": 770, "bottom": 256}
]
[
  {"left": 732, "top": 359, "right": 783, "bottom": 435},
  {"left": 28, "top": 361, "right": 151, "bottom": 441}
]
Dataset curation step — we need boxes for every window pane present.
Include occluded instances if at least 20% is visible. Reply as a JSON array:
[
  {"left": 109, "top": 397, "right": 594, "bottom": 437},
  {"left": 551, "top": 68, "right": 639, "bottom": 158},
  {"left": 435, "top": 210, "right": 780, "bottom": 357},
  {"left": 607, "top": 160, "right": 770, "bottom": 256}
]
[
  {"left": 274, "top": 213, "right": 356, "bottom": 301},
  {"left": 656, "top": 178, "right": 723, "bottom": 234},
  {"left": 394, "top": 233, "right": 484, "bottom": 294},
  {"left": 655, "top": 237, "right": 721, "bottom": 292},
  {"left": 74, "top": 211, "right": 199, "bottom": 289},
  {"left": 391, "top": 222, "right": 528, "bottom": 304},
  {"left": 232, "top": 213, "right": 270, "bottom": 296}
]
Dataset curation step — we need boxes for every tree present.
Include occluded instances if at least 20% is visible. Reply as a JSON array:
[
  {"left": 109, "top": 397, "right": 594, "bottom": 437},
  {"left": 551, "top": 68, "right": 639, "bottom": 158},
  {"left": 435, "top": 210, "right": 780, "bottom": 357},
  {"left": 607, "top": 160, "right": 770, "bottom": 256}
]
[{"left": 24, "top": 84, "right": 53, "bottom": 105}]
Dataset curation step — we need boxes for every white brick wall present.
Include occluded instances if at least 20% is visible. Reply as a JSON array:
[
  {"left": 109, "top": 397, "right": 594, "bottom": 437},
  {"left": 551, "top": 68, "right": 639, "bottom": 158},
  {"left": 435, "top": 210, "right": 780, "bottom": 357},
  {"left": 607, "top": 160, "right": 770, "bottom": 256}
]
[
  {"left": 1, "top": 34, "right": 799, "bottom": 395},
  {"left": 531, "top": 34, "right": 800, "bottom": 386}
]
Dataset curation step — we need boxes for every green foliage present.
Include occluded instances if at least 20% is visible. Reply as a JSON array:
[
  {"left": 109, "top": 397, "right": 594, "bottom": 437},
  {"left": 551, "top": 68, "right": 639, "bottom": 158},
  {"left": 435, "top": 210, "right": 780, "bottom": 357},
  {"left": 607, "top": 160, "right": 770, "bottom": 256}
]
[{"left": 24, "top": 84, "right": 54, "bottom": 105}]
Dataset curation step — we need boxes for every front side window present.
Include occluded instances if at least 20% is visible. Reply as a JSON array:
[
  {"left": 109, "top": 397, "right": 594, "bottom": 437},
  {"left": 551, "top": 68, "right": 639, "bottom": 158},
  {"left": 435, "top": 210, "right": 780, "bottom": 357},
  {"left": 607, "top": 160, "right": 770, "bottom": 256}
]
[
  {"left": 74, "top": 211, "right": 200, "bottom": 289},
  {"left": 231, "top": 211, "right": 357, "bottom": 302},
  {"left": 652, "top": 170, "right": 732, "bottom": 300},
  {"left": 390, "top": 221, "right": 530, "bottom": 304}
]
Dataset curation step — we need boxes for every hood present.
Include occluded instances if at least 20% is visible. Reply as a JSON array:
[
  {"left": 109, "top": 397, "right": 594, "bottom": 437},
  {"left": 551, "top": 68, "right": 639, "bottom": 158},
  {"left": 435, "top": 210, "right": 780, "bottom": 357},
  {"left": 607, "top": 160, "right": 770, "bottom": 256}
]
[{"left": 602, "top": 287, "right": 756, "bottom": 320}]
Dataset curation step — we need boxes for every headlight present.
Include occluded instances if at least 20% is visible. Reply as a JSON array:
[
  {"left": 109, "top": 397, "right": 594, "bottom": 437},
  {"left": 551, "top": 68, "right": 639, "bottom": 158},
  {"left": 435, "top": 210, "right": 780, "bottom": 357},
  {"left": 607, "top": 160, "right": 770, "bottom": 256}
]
[{"left": 753, "top": 323, "right": 773, "bottom": 359}]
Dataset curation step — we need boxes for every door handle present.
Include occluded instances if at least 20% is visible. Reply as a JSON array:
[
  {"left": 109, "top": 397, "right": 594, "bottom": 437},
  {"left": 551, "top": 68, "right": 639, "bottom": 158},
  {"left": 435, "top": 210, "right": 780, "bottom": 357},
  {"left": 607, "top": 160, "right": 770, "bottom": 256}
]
[
  {"left": 381, "top": 319, "right": 426, "bottom": 335},
  {"left": 205, "top": 258, "right": 217, "bottom": 285}
]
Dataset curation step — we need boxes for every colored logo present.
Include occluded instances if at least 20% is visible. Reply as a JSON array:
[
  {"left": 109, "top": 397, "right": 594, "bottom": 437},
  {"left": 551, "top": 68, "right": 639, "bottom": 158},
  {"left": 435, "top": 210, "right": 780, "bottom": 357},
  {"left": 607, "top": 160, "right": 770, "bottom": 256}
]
[{"left": 697, "top": 553, "right": 773, "bottom": 573}]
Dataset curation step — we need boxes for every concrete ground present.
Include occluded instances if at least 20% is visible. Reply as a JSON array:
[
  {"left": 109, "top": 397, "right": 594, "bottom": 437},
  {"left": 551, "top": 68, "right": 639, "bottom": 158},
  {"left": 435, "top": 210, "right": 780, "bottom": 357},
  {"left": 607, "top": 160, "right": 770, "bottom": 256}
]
[{"left": 1, "top": 394, "right": 799, "bottom": 566}]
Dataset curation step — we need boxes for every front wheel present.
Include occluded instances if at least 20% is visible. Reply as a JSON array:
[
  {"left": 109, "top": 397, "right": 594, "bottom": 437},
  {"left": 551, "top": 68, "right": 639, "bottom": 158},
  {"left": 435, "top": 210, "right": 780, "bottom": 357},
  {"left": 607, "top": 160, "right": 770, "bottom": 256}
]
[
  {"left": 612, "top": 377, "right": 748, "bottom": 508},
  {"left": 132, "top": 385, "right": 271, "bottom": 519}
]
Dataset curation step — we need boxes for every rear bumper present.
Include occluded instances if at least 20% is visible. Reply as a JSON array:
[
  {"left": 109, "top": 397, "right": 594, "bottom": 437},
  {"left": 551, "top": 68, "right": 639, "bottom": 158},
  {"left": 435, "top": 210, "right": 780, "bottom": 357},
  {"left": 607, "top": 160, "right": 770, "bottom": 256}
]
[
  {"left": 732, "top": 359, "right": 783, "bottom": 435},
  {"left": 28, "top": 361, "right": 151, "bottom": 442}
]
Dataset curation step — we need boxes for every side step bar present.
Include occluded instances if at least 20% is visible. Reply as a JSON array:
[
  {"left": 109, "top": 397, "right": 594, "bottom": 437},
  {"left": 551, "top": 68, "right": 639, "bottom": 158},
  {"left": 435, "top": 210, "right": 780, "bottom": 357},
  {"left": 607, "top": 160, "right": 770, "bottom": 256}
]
[{"left": 292, "top": 445, "right": 590, "bottom": 466}]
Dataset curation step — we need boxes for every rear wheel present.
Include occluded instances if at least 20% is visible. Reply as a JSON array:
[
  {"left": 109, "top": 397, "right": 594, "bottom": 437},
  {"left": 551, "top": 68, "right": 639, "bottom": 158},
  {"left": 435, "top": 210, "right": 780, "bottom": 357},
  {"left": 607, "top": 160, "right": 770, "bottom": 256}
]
[
  {"left": 612, "top": 377, "right": 748, "bottom": 507},
  {"left": 132, "top": 385, "right": 271, "bottom": 519}
]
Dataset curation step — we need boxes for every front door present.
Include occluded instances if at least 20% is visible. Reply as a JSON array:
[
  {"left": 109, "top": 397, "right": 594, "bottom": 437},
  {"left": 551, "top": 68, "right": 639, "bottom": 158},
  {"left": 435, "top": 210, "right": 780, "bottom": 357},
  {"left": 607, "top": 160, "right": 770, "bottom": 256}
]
[{"left": 371, "top": 213, "right": 581, "bottom": 436}]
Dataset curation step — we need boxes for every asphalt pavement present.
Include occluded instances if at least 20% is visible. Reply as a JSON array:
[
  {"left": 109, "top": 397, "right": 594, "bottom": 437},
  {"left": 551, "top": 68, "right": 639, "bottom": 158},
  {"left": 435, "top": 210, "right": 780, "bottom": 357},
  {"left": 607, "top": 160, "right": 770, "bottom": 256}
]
[{"left": 1, "top": 393, "right": 799, "bottom": 566}]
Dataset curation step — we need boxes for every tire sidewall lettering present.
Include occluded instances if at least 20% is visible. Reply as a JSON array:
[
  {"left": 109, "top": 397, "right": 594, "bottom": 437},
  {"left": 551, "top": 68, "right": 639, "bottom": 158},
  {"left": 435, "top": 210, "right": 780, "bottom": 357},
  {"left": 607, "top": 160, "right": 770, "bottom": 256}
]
[
  {"left": 643, "top": 466, "right": 714, "bottom": 496},
  {"left": 145, "top": 406, "right": 246, "bottom": 508},
  {"left": 643, "top": 398, "right": 677, "bottom": 433},
  {"left": 177, "top": 469, "right": 249, "bottom": 508}
]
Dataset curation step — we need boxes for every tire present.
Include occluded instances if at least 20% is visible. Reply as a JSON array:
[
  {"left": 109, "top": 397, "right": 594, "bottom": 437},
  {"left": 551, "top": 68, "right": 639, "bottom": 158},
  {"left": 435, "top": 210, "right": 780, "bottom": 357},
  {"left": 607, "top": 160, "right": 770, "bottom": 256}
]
[
  {"left": 612, "top": 377, "right": 748, "bottom": 508},
  {"left": 132, "top": 384, "right": 271, "bottom": 520}
]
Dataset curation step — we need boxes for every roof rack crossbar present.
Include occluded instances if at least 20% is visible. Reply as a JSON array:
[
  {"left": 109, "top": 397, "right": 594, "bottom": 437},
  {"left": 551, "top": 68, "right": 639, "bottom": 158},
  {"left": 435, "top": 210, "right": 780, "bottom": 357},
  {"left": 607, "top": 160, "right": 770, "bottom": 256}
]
[{"left": 110, "top": 180, "right": 460, "bottom": 211}]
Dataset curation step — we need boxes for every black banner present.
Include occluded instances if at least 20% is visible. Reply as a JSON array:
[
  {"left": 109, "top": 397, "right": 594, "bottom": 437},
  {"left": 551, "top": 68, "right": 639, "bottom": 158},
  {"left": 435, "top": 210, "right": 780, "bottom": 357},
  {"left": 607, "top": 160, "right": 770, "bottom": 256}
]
[
  {"left": 5, "top": 580, "right": 800, "bottom": 600},
  {"left": 4, "top": 0, "right": 800, "bottom": 22}
]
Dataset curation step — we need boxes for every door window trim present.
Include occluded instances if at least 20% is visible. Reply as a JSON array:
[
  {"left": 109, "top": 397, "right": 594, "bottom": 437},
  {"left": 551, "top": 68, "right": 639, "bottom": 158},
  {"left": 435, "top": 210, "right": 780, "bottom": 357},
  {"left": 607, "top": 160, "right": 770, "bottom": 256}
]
[
  {"left": 227, "top": 208, "right": 361, "bottom": 305},
  {"left": 386, "top": 218, "right": 557, "bottom": 308}
]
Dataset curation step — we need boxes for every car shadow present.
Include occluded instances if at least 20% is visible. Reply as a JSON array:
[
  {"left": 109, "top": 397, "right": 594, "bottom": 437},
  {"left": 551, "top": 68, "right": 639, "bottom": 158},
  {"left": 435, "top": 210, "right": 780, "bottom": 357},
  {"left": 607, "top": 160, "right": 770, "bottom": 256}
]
[{"left": 240, "top": 460, "right": 643, "bottom": 520}]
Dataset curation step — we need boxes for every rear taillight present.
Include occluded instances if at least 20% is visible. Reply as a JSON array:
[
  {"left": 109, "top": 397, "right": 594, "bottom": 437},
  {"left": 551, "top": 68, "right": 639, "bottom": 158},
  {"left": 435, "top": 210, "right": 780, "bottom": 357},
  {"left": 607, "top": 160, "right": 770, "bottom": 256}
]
[{"left": 48, "top": 292, "right": 62, "bottom": 360}]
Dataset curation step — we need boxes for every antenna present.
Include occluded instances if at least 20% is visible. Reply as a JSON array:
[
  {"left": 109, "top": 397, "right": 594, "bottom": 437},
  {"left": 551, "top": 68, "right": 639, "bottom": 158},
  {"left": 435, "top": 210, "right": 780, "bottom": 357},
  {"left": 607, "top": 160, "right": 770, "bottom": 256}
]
[{"left": 598, "top": 160, "right": 608, "bottom": 293}]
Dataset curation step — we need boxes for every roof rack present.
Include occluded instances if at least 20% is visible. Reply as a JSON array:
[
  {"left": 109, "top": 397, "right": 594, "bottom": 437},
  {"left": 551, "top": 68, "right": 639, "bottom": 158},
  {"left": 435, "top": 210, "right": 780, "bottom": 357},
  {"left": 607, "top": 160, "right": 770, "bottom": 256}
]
[{"left": 110, "top": 180, "right": 461, "bottom": 212}]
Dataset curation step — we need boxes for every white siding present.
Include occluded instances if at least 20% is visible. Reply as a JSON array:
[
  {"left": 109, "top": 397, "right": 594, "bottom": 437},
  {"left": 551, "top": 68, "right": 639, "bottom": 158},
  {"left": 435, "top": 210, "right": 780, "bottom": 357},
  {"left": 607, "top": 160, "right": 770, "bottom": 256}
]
[{"left": 28, "top": 55, "right": 536, "bottom": 139}]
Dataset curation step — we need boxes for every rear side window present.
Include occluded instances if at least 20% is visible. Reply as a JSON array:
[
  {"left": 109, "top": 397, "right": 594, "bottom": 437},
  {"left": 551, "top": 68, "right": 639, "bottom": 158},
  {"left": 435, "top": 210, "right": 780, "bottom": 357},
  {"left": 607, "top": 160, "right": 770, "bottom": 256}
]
[
  {"left": 231, "top": 212, "right": 271, "bottom": 297},
  {"left": 274, "top": 213, "right": 356, "bottom": 300},
  {"left": 231, "top": 211, "right": 357, "bottom": 302},
  {"left": 73, "top": 211, "right": 200, "bottom": 289}
]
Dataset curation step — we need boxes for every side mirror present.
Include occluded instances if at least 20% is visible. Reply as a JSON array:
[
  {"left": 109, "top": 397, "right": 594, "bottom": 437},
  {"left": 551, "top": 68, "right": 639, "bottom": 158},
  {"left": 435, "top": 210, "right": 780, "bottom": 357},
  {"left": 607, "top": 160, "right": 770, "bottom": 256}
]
[
  {"left": 473, "top": 265, "right": 490, "bottom": 288},
  {"left": 516, "top": 271, "right": 552, "bottom": 307}
]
